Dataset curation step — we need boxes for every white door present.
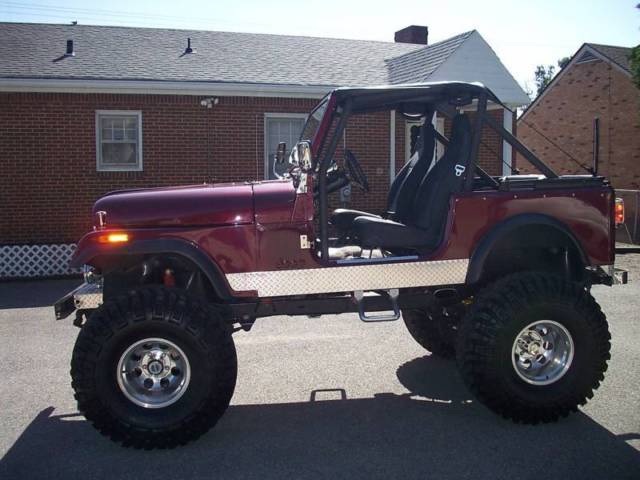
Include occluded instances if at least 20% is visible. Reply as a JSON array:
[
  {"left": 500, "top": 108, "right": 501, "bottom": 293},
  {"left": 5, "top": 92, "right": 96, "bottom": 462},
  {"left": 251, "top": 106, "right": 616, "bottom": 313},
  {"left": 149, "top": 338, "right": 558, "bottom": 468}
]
[{"left": 264, "top": 114, "right": 306, "bottom": 179}]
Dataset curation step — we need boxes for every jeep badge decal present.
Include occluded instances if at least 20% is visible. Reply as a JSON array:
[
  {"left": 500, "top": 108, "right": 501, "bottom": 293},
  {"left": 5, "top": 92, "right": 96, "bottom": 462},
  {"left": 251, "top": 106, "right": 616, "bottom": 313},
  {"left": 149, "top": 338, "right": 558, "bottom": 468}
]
[{"left": 455, "top": 164, "right": 466, "bottom": 177}]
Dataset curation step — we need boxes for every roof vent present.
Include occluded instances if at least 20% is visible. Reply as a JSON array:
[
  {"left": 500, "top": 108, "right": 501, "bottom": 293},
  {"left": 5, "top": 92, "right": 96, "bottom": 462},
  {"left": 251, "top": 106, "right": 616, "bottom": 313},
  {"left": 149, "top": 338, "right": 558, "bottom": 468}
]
[
  {"left": 184, "top": 37, "right": 195, "bottom": 55},
  {"left": 576, "top": 50, "right": 598, "bottom": 64},
  {"left": 65, "top": 39, "right": 75, "bottom": 57}
]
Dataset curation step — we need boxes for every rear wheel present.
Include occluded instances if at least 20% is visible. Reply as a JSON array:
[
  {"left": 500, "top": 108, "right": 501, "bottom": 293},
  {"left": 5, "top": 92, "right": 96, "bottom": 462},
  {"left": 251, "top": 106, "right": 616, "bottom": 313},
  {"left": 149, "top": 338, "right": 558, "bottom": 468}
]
[
  {"left": 402, "top": 309, "right": 456, "bottom": 358},
  {"left": 456, "top": 272, "right": 610, "bottom": 423},
  {"left": 71, "top": 287, "right": 237, "bottom": 448}
]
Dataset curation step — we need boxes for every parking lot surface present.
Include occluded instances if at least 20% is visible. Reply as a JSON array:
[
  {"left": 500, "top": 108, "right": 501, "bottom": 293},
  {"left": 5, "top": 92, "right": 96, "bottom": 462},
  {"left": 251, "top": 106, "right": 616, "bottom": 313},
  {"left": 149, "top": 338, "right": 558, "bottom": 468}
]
[{"left": 0, "top": 275, "right": 639, "bottom": 480}]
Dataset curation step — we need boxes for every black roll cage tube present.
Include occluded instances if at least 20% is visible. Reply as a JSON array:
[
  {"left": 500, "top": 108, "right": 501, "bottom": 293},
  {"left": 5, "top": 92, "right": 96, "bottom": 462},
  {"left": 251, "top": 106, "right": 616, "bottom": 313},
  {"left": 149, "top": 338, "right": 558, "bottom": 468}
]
[
  {"left": 315, "top": 90, "right": 559, "bottom": 261},
  {"left": 318, "top": 101, "right": 352, "bottom": 260}
]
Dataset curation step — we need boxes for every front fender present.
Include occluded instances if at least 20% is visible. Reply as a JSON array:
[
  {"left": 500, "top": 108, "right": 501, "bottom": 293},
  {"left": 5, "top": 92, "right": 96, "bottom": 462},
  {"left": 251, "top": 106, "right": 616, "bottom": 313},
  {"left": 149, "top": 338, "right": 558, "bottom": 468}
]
[{"left": 71, "top": 231, "right": 233, "bottom": 300}]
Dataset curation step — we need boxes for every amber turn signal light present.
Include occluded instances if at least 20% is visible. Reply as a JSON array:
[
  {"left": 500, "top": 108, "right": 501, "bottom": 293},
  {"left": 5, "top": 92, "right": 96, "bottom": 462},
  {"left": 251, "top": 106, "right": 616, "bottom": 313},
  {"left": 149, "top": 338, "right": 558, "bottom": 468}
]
[
  {"left": 614, "top": 198, "right": 624, "bottom": 226},
  {"left": 98, "top": 233, "right": 129, "bottom": 243}
]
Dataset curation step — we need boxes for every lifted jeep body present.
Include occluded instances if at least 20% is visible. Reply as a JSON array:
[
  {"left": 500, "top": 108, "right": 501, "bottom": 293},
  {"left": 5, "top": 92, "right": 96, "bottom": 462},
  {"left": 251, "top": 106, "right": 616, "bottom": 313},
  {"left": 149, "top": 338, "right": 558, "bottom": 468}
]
[{"left": 55, "top": 82, "right": 628, "bottom": 448}]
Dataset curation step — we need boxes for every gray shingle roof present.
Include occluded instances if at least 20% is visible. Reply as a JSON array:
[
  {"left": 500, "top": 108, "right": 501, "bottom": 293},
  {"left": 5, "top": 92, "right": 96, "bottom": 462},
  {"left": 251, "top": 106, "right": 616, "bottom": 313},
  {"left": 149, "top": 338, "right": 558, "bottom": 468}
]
[
  {"left": 0, "top": 22, "right": 472, "bottom": 87},
  {"left": 586, "top": 43, "right": 632, "bottom": 73},
  {"left": 386, "top": 31, "right": 473, "bottom": 83}
]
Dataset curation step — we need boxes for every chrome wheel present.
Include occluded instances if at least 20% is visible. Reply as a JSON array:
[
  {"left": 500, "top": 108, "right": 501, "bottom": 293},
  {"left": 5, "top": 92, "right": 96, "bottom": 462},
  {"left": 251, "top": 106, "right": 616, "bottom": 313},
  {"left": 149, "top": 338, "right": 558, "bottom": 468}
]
[
  {"left": 511, "top": 320, "right": 574, "bottom": 386},
  {"left": 117, "top": 337, "right": 191, "bottom": 409}
]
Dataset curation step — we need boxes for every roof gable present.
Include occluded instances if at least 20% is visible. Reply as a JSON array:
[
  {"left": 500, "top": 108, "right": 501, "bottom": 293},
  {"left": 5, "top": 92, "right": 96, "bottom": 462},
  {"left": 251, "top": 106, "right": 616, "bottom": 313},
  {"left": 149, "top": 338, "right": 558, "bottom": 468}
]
[
  {"left": 519, "top": 42, "right": 634, "bottom": 121},
  {"left": 425, "top": 31, "right": 530, "bottom": 107},
  {"left": 385, "top": 31, "right": 473, "bottom": 83}
]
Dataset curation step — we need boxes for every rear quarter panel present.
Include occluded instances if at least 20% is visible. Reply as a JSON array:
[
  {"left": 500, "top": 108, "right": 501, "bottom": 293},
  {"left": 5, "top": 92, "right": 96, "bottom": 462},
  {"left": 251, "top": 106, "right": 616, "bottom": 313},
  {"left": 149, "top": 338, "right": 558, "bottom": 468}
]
[{"left": 441, "top": 186, "right": 613, "bottom": 265}]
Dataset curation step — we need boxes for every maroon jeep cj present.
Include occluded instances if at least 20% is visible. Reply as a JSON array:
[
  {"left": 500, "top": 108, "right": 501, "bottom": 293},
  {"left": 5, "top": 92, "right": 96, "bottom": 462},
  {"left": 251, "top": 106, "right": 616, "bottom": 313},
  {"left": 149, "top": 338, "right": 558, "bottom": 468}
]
[{"left": 55, "top": 82, "right": 628, "bottom": 448}]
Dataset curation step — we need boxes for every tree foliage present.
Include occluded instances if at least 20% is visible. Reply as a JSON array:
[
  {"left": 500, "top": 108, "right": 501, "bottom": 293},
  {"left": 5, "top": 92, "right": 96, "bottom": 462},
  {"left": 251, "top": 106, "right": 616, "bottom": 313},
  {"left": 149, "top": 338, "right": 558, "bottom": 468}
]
[
  {"left": 558, "top": 56, "right": 571, "bottom": 69},
  {"left": 534, "top": 65, "right": 556, "bottom": 96},
  {"left": 534, "top": 57, "right": 572, "bottom": 96},
  {"left": 527, "top": 57, "right": 571, "bottom": 96}
]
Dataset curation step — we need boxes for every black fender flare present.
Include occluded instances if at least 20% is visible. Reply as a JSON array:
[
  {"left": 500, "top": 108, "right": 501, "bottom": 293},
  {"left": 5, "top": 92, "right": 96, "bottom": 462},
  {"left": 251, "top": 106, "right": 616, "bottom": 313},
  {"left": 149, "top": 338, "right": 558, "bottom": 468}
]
[
  {"left": 71, "top": 237, "right": 233, "bottom": 300},
  {"left": 466, "top": 213, "right": 589, "bottom": 284}
]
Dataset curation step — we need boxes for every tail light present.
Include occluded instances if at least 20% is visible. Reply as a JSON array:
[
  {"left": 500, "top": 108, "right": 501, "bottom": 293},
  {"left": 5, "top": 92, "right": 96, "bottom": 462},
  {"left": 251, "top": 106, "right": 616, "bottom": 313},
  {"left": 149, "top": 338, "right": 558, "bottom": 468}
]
[{"left": 614, "top": 198, "right": 624, "bottom": 226}]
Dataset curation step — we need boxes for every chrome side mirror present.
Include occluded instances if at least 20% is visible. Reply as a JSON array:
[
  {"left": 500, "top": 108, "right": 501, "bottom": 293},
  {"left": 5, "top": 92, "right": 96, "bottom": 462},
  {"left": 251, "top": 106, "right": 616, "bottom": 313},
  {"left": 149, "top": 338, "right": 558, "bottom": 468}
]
[{"left": 297, "top": 141, "right": 312, "bottom": 170}]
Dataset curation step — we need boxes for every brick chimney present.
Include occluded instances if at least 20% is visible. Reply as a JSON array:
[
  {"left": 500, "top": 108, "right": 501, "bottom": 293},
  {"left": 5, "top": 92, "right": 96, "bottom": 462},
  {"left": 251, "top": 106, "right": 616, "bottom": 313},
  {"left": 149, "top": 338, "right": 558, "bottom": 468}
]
[{"left": 394, "top": 25, "right": 428, "bottom": 45}]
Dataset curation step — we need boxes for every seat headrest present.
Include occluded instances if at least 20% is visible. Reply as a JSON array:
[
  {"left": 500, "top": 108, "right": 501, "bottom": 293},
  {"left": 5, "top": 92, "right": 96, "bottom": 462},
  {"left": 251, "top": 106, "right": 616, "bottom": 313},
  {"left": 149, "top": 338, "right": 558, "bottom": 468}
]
[{"left": 450, "top": 113, "right": 471, "bottom": 140}]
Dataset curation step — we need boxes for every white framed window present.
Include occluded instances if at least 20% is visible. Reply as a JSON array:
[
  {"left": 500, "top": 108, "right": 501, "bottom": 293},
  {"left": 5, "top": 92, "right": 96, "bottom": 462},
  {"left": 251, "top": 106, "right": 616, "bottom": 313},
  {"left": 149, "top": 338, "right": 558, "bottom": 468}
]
[
  {"left": 264, "top": 113, "right": 307, "bottom": 180},
  {"left": 96, "top": 110, "right": 143, "bottom": 171}
]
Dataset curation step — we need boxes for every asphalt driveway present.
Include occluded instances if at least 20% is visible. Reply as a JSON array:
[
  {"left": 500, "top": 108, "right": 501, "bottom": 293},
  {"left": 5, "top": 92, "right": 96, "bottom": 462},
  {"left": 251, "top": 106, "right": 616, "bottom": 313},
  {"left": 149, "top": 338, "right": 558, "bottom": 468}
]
[{"left": 0, "top": 277, "right": 638, "bottom": 480}]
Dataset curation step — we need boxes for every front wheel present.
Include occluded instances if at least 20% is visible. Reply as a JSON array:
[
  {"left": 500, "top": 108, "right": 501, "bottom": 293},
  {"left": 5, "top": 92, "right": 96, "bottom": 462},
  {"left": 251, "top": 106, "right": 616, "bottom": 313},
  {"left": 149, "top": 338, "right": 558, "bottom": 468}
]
[
  {"left": 456, "top": 272, "right": 610, "bottom": 424},
  {"left": 71, "top": 287, "right": 237, "bottom": 448}
]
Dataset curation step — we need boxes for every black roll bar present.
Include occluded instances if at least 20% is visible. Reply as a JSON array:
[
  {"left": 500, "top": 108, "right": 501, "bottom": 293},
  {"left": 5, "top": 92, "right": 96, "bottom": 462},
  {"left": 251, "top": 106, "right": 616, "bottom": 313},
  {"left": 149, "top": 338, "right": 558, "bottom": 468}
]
[
  {"left": 482, "top": 112, "right": 558, "bottom": 179},
  {"left": 464, "top": 92, "right": 487, "bottom": 190}
]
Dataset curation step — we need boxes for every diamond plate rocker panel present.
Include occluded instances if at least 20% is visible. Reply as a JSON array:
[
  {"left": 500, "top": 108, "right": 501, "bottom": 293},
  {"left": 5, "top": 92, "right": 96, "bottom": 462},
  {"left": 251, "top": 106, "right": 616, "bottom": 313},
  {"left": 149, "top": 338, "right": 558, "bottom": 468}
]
[
  {"left": 225, "top": 258, "right": 469, "bottom": 297},
  {"left": 74, "top": 282, "right": 103, "bottom": 310}
]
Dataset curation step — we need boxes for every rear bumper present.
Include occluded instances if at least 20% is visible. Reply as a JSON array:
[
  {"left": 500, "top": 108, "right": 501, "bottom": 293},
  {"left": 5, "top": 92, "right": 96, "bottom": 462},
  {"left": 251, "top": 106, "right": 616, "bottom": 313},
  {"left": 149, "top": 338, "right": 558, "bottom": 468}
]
[{"left": 54, "top": 282, "right": 103, "bottom": 320}]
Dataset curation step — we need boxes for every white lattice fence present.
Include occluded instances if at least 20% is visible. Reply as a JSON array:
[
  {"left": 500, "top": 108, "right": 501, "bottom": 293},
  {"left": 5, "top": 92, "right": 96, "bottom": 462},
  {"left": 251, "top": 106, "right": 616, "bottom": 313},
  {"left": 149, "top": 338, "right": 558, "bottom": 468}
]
[{"left": 0, "top": 244, "right": 81, "bottom": 279}]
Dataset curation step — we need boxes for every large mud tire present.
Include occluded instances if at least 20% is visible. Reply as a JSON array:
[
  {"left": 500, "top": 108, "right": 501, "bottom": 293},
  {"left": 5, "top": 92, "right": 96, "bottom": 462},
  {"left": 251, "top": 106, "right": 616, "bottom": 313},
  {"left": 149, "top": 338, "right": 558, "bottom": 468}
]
[
  {"left": 71, "top": 287, "right": 237, "bottom": 449},
  {"left": 456, "top": 273, "right": 610, "bottom": 423}
]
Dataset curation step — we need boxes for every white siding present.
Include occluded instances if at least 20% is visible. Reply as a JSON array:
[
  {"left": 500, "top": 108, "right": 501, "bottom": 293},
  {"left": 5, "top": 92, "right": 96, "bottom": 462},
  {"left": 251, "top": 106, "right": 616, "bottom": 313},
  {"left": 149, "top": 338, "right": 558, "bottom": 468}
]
[{"left": 427, "top": 31, "right": 530, "bottom": 108}]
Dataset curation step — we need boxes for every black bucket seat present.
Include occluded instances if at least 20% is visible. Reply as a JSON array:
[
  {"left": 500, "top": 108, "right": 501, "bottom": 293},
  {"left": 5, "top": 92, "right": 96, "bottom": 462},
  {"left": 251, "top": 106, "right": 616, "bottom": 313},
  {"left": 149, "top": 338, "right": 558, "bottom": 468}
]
[
  {"left": 352, "top": 113, "right": 472, "bottom": 251},
  {"left": 330, "top": 120, "right": 437, "bottom": 231}
]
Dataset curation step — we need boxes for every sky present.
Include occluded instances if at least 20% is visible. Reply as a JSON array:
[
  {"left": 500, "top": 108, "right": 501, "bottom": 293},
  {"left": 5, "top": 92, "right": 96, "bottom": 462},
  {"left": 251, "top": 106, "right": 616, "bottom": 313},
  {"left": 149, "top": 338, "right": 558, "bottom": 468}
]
[{"left": 1, "top": 0, "right": 639, "bottom": 92}]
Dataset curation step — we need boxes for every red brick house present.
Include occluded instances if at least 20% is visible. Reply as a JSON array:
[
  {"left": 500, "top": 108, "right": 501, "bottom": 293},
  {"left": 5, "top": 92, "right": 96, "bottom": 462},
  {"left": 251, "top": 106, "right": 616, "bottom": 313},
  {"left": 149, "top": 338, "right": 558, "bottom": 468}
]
[
  {"left": 518, "top": 42, "right": 640, "bottom": 242},
  {"left": 519, "top": 43, "right": 639, "bottom": 187},
  {"left": 0, "top": 22, "right": 529, "bottom": 278}
]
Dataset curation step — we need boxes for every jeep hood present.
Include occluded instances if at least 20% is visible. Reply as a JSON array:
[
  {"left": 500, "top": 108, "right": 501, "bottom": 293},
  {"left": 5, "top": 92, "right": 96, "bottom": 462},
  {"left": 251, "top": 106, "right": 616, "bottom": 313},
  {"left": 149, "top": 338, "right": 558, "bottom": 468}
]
[{"left": 93, "top": 180, "right": 296, "bottom": 228}]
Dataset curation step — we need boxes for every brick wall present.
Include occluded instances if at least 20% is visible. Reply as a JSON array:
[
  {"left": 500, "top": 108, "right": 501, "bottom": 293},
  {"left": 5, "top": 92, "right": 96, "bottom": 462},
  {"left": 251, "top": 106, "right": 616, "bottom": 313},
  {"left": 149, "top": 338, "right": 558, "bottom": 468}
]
[
  {"left": 0, "top": 93, "right": 315, "bottom": 244},
  {"left": 0, "top": 92, "right": 505, "bottom": 246},
  {"left": 517, "top": 59, "right": 640, "bottom": 189}
]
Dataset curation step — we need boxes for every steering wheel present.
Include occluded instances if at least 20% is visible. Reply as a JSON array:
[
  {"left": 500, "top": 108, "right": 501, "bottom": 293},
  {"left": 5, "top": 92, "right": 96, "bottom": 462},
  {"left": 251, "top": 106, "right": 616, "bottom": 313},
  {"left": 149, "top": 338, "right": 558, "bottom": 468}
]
[{"left": 344, "top": 150, "right": 369, "bottom": 193}]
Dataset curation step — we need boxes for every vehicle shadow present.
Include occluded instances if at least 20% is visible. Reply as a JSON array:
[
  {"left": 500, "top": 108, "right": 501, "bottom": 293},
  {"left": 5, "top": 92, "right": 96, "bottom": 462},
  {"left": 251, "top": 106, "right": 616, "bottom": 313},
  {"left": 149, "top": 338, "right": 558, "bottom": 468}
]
[
  {"left": 0, "top": 278, "right": 80, "bottom": 310},
  {"left": 1, "top": 355, "right": 638, "bottom": 480}
]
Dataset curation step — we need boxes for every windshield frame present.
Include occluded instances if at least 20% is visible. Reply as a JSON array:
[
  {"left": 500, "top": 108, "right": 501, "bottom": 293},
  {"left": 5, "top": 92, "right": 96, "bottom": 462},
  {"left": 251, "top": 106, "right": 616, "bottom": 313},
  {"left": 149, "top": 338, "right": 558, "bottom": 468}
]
[
  {"left": 299, "top": 93, "right": 330, "bottom": 143},
  {"left": 298, "top": 93, "right": 336, "bottom": 163}
]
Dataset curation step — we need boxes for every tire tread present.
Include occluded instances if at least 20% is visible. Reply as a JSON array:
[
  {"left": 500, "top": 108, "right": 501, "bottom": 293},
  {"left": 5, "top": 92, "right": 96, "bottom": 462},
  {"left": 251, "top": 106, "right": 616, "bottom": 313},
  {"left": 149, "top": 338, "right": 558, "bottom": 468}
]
[{"left": 71, "top": 286, "right": 237, "bottom": 449}]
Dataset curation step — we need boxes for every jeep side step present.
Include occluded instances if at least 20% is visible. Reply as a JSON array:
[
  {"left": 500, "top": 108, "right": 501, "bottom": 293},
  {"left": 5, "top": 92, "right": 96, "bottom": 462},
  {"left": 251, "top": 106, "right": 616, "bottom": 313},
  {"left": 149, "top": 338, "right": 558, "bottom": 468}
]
[
  {"left": 353, "top": 289, "right": 400, "bottom": 322},
  {"left": 228, "top": 290, "right": 440, "bottom": 325}
]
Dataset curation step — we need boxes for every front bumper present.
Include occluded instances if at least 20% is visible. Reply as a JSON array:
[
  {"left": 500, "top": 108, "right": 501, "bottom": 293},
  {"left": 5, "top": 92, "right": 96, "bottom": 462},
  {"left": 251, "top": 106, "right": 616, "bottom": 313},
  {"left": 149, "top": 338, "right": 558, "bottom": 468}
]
[
  {"left": 54, "top": 282, "right": 103, "bottom": 320},
  {"left": 609, "top": 265, "right": 629, "bottom": 285}
]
